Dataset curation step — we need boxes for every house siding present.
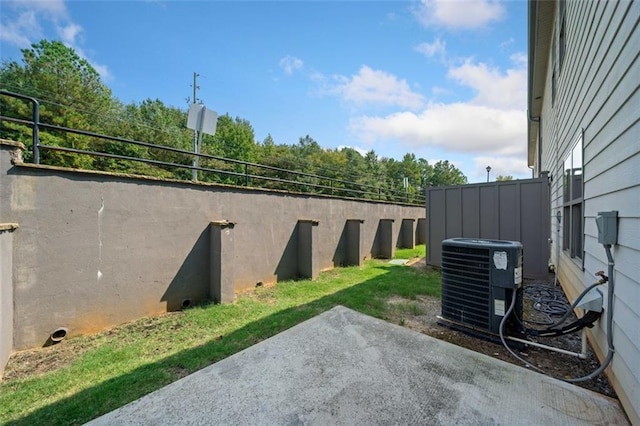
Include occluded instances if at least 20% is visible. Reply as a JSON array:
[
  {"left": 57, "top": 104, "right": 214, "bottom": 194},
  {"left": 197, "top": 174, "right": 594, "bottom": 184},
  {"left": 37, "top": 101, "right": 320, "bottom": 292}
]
[{"left": 534, "top": 1, "right": 640, "bottom": 423}]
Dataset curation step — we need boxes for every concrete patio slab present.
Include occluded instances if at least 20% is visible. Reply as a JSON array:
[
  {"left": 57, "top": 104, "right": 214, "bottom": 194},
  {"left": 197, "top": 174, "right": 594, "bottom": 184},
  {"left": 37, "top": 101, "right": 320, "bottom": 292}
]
[{"left": 88, "top": 306, "right": 628, "bottom": 425}]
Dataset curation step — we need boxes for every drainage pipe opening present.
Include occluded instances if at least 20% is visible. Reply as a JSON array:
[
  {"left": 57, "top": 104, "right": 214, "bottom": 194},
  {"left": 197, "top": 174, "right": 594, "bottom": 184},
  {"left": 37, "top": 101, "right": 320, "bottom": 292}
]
[{"left": 50, "top": 327, "right": 69, "bottom": 342}]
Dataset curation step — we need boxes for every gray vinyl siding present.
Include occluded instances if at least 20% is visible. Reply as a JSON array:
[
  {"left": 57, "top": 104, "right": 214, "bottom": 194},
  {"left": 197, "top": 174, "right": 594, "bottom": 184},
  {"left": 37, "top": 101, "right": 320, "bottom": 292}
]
[{"left": 537, "top": 1, "right": 639, "bottom": 422}]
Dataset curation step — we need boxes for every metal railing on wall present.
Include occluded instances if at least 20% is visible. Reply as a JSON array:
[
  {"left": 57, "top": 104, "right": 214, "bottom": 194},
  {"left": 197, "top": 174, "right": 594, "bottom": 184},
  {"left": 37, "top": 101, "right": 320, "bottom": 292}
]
[{"left": 0, "top": 90, "right": 424, "bottom": 205}]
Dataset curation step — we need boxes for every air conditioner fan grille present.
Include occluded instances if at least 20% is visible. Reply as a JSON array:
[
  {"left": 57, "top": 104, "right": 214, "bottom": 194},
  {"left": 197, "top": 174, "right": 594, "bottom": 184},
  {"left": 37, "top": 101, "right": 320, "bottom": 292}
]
[{"left": 441, "top": 245, "right": 491, "bottom": 329}]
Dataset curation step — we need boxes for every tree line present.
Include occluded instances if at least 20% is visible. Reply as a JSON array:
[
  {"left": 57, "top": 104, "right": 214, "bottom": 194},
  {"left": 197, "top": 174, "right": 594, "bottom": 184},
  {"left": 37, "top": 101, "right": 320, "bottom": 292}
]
[{"left": 0, "top": 40, "right": 467, "bottom": 202}]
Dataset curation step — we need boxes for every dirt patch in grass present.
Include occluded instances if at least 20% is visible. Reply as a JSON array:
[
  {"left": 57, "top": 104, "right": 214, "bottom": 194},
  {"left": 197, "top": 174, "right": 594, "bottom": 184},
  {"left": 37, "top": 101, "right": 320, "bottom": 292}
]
[
  {"left": 2, "top": 311, "right": 185, "bottom": 382},
  {"left": 3, "top": 337, "right": 98, "bottom": 381}
]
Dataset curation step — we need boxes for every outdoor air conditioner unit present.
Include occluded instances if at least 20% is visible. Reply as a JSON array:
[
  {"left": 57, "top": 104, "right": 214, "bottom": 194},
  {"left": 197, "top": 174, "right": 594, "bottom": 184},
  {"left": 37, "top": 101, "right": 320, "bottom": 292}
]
[{"left": 440, "top": 238, "right": 523, "bottom": 336}]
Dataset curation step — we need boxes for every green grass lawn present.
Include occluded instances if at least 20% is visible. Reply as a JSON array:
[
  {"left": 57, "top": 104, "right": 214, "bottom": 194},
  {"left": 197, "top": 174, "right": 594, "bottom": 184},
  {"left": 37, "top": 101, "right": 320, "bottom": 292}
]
[
  {"left": 1, "top": 246, "right": 439, "bottom": 425},
  {"left": 394, "top": 245, "right": 427, "bottom": 260}
]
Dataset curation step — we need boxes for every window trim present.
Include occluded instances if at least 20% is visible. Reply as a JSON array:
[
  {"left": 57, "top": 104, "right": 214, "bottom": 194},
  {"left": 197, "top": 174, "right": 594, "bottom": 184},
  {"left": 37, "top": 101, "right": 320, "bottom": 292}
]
[
  {"left": 552, "top": 0, "right": 567, "bottom": 107},
  {"left": 562, "top": 130, "right": 584, "bottom": 264},
  {"left": 559, "top": 0, "right": 567, "bottom": 72}
]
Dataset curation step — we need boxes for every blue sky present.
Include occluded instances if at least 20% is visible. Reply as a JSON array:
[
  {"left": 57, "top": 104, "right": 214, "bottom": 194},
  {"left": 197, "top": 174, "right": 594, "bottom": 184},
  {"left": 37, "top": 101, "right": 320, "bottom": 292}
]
[{"left": 1, "top": 0, "right": 530, "bottom": 182}]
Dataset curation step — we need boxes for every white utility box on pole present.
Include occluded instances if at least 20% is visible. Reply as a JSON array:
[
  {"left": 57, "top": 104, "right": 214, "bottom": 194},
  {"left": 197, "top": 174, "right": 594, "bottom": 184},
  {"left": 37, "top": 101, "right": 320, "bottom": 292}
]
[{"left": 187, "top": 103, "right": 218, "bottom": 181}]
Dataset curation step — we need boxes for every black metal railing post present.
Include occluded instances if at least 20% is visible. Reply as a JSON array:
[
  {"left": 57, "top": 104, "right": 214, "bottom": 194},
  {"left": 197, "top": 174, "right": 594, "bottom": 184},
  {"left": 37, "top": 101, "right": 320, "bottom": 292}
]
[
  {"left": 0, "top": 90, "right": 41, "bottom": 163},
  {"left": 32, "top": 97, "right": 40, "bottom": 164}
]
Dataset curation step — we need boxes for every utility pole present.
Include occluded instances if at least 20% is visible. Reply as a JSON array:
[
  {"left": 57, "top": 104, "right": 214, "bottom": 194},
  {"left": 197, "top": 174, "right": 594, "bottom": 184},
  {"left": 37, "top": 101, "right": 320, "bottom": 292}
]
[
  {"left": 192, "top": 72, "right": 199, "bottom": 106},
  {"left": 190, "top": 72, "right": 200, "bottom": 181},
  {"left": 186, "top": 73, "right": 218, "bottom": 183}
]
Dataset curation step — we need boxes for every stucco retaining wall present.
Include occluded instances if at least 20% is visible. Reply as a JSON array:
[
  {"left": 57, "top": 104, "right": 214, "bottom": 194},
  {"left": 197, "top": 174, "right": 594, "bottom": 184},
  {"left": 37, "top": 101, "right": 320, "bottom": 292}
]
[
  {"left": 0, "top": 224, "right": 16, "bottom": 379},
  {"left": 0, "top": 141, "right": 424, "bottom": 352}
]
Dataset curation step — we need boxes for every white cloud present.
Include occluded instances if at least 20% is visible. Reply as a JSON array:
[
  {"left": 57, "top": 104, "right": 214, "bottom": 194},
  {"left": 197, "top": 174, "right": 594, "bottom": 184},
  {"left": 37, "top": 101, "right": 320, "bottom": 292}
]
[
  {"left": 350, "top": 102, "right": 525, "bottom": 156},
  {"left": 473, "top": 156, "right": 531, "bottom": 180},
  {"left": 415, "top": 38, "right": 446, "bottom": 58},
  {"left": 414, "top": 0, "right": 505, "bottom": 30},
  {"left": 20, "top": 0, "right": 69, "bottom": 19},
  {"left": 431, "top": 86, "right": 451, "bottom": 97},
  {"left": 500, "top": 37, "right": 515, "bottom": 51},
  {"left": 332, "top": 65, "right": 425, "bottom": 110},
  {"left": 279, "top": 55, "right": 304, "bottom": 75},
  {"left": 447, "top": 58, "right": 526, "bottom": 110},
  {"left": 0, "top": 0, "right": 112, "bottom": 81},
  {"left": 348, "top": 52, "right": 528, "bottom": 163},
  {"left": 309, "top": 71, "right": 326, "bottom": 83},
  {"left": 0, "top": 10, "right": 39, "bottom": 47},
  {"left": 58, "top": 23, "right": 83, "bottom": 45},
  {"left": 0, "top": 0, "right": 69, "bottom": 48},
  {"left": 90, "top": 63, "right": 111, "bottom": 81},
  {"left": 510, "top": 52, "right": 527, "bottom": 67}
]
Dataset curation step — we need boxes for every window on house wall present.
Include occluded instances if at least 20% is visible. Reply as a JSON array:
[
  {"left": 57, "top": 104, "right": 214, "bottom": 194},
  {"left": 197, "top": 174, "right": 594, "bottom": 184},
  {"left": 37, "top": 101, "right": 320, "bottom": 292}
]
[
  {"left": 562, "top": 132, "right": 583, "bottom": 260},
  {"left": 552, "top": 0, "right": 566, "bottom": 106},
  {"left": 552, "top": 71, "right": 557, "bottom": 105},
  {"left": 552, "top": 38, "right": 557, "bottom": 105},
  {"left": 559, "top": 0, "right": 566, "bottom": 71}
]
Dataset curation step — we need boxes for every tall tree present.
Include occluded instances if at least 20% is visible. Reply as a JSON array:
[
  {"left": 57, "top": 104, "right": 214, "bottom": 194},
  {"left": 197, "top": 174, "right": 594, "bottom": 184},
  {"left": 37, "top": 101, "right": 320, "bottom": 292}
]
[
  {"left": 199, "top": 114, "right": 257, "bottom": 183},
  {"left": 363, "top": 150, "right": 385, "bottom": 194},
  {"left": 426, "top": 160, "right": 468, "bottom": 186},
  {"left": 203, "top": 114, "right": 256, "bottom": 161},
  {"left": 0, "top": 40, "right": 114, "bottom": 167},
  {"left": 292, "top": 135, "right": 322, "bottom": 163},
  {"left": 101, "top": 99, "right": 193, "bottom": 178},
  {"left": 259, "top": 134, "right": 276, "bottom": 159}
]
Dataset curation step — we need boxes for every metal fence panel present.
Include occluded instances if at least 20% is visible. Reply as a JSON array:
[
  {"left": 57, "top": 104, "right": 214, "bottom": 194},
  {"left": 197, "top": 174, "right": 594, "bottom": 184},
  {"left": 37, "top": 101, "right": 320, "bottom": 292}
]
[{"left": 427, "top": 177, "right": 550, "bottom": 279}]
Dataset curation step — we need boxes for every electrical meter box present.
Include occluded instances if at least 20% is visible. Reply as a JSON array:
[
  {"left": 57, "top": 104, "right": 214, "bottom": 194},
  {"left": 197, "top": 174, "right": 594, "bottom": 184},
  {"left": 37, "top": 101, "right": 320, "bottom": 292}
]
[{"left": 596, "top": 211, "right": 618, "bottom": 245}]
